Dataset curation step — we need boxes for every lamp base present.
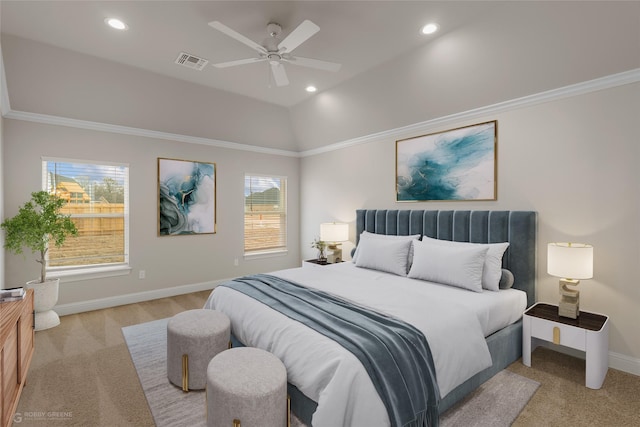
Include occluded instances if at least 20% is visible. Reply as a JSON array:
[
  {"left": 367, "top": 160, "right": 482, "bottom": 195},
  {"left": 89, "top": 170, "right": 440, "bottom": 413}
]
[
  {"left": 558, "top": 279, "right": 580, "bottom": 319},
  {"left": 327, "top": 244, "right": 342, "bottom": 264}
]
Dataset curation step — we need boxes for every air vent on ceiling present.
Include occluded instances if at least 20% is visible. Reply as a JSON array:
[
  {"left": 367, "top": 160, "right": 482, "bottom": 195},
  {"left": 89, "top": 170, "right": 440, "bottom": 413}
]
[{"left": 175, "top": 52, "right": 209, "bottom": 71}]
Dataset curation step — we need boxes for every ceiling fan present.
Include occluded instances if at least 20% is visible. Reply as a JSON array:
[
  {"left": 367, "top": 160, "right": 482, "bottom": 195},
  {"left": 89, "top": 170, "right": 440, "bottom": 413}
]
[{"left": 208, "top": 19, "right": 341, "bottom": 87}]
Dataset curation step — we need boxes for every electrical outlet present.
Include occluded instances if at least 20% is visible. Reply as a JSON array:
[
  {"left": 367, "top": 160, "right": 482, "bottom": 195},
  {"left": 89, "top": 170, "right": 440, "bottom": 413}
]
[
  {"left": 234, "top": 258, "right": 239, "bottom": 267},
  {"left": 139, "top": 270, "right": 146, "bottom": 279}
]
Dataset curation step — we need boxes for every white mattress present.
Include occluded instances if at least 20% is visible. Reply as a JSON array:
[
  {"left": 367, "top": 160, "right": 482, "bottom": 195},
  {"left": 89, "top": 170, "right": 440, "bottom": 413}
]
[
  {"left": 277, "top": 262, "right": 526, "bottom": 338},
  {"left": 205, "top": 262, "right": 527, "bottom": 427}
]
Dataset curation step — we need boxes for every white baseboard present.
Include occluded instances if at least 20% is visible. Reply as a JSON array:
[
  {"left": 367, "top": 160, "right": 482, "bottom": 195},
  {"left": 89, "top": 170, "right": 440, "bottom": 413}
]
[
  {"left": 609, "top": 351, "right": 640, "bottom": 377},
  {"left": 536, "top": 341, "right": 640, "bottom": 377},
  {"left": 54, "top": 278, "right": 229, "bottom": 316}
]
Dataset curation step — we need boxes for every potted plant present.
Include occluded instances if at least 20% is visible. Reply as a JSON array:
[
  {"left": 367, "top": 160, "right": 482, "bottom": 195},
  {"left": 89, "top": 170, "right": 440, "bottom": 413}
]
[
  {"left": 1, "top": 191, "right": 78, "bottom": 330},
  {"left": 311, "top": 237, "right": 327, "bottom": 264}
]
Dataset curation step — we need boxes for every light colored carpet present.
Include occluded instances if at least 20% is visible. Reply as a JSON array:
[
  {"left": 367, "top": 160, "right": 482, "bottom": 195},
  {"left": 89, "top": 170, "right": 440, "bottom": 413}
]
[
  {"left": 123, "top": 318, "right": 539, "bottom": 427},
  {"left": 15, "top": 291, "right": 640, "bottom": 426},
  {"left": 440, "top": 370, "right": 539, "bottom": 426}
]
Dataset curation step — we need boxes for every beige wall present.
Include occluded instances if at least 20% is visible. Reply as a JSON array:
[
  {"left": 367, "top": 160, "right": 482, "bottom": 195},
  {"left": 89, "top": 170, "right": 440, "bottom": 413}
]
[
  {"left": 0, "top": 111, "right": 3, "bottom": 290},
  {"left": 1, "top": 31, "right": 302, "bottom": 300},
  {"left": 1, "top": 34, "right": 298, "bottom": 152},
  {"left": 300, "top": 82, "right": 640, "bottom": 370},
  {"left": 0, "top": 110, "right": 3, "bottom": 290},
  {"left": 3, "top": 119, "right": 300, "bottom": 304},
  {"left": 0, "top": 39, "right": 5, "bottom": 289},
  {"left": 290, "top": 1, "right": 640, "bottom": 151}
]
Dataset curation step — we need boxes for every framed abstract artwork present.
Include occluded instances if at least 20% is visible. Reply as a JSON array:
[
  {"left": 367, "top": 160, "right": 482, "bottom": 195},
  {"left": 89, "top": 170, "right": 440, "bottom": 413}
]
[
  {"left": 396, "top": 120, "right": 497, "bottom": 202},
  {"left": 158, "top": 158, "right": 216, "bottom": 235}
]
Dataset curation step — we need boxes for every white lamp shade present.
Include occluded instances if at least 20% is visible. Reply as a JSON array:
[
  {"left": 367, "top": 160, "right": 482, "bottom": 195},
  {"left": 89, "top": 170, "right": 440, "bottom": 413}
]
[
  {"left": 547, "top": 242, "right": 593, "bottom": 280},
  {"left": 320, "top": 222, "right": 349, "bottom": 242}
]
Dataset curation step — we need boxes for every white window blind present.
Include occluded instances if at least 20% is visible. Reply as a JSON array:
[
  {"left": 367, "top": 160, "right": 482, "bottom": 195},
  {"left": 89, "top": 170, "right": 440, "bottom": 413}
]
[
  {"left": 42, "top": 158, "right": 129, "bottom": 269},
  {"left": 244, "top": 175, "right": 287, "bottom": 254}
]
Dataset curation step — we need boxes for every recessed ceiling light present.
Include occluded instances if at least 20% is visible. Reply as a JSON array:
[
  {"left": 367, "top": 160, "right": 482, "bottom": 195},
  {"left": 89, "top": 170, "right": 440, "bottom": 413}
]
[
  {"left": 421, "top": 23, "right": 439, "bottom": 35},
  {"left": 105, "top": 18, "right": 128, "bottom": 31},
  {"left": 306, "top": 86, "right": 317, "bottom": 93}
]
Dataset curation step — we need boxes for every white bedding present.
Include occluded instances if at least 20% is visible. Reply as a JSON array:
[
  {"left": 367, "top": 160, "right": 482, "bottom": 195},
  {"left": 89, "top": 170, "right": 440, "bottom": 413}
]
[{"left": 204, "top": 262, "right": 527, "bottom": 427}]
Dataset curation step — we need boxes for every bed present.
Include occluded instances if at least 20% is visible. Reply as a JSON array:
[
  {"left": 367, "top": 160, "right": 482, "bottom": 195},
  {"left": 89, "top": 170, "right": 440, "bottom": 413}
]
[{"left": 205, "top": 209, "right": 537, "bottom": 426}]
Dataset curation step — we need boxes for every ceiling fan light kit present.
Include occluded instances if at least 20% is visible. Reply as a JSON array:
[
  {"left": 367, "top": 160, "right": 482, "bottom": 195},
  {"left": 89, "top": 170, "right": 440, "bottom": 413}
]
[{"left": 208, "top": 19, "right": 341, "bottom": 87}]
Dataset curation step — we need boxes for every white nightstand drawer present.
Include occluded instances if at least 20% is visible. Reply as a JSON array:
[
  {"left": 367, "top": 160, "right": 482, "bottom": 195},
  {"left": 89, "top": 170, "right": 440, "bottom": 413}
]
[{"left": 530, "top": 317, "right": 586, "bottom": 351}]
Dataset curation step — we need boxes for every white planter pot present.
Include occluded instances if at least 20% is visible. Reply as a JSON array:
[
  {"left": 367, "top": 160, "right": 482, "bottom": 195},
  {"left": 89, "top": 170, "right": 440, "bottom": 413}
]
[{"left": 26, "top": 278, "right": 60, "bottom": 331}]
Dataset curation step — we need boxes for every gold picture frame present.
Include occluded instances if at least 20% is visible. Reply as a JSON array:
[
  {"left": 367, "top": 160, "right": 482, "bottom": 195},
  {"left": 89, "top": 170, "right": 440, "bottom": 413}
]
[{"left": 396, "top": 120, "right": 497, "bottom": 202}]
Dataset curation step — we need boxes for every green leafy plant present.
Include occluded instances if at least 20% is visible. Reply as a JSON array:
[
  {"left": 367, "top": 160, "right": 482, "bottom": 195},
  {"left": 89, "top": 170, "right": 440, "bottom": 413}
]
[
  {"left": 1, "top": 191, "right": 78, "bottom": 283},
  {"left": 311, "top": 237, "right": 327, "bottom": 261},
  {"left": 311, "top": 237, "right": 327, "bottom": 251}
]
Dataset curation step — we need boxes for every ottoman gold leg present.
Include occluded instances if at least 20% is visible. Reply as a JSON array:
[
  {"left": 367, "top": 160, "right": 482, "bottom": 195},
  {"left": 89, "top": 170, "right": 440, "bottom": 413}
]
[
  {"left": 233, "top": 419, "right": 241, "bottom": 427},
  {"left": 182, "top": 354, "right": 189, "bottom": 392},
  {"left": 287, "top": 394, "right": 291, "bottom": 427}
]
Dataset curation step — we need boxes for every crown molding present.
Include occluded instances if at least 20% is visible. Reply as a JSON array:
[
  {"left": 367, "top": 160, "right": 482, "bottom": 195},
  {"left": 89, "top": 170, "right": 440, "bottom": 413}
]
[
  {"left": 3, "top": 110, "right": 301, "bottom": 158},
  {"left": 2, "top": 68, "right": 638, "bottom": 158},
  {"left": 299, "top": 68, "right": 640, "bottom": 158}
]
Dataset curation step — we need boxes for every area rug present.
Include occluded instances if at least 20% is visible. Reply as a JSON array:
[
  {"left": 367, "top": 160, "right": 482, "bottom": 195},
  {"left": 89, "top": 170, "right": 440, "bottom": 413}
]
[{"left": 123, "top": 318, "right": 539, "bottom": 427}]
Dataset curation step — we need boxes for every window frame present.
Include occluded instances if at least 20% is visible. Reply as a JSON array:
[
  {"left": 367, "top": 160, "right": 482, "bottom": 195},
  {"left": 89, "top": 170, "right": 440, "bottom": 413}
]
[
  {"left": 42, "top": 157, "right": 131, "bottom": 281},
  {"left": 243, "top": 173, "right": 288, "bottom": 258}
]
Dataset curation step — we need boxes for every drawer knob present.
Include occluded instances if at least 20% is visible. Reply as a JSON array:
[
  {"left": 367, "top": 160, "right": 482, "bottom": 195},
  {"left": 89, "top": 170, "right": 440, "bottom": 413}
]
[{"left": 553, "top": 326, "right": 561, "bottom": 344}]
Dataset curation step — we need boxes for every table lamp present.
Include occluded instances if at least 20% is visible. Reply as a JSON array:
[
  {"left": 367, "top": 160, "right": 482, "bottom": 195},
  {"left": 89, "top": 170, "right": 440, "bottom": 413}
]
[
  {"left": 547, "top": 242, "right": 593, "bottom": 319},
  {"left": 320, "top": 222, "right": 349, "bottom": 263}
]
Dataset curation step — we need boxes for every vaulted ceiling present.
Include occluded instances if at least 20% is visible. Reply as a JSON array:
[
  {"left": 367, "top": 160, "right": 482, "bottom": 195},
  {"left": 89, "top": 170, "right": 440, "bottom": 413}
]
[
  {"left": 1, "top": 1, "right": 494, "bottom": 108},
  {"left": 2, "top": 1, "right": 638, "bottom": 152}
]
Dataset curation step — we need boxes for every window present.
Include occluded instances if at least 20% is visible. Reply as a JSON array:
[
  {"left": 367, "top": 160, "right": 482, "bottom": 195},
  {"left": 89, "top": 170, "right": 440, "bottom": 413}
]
[
  {"left": 42, "top": 158, "right": 129, "bottom": 272},
  {"left": 244, "top": 175, "right": 287, "bottom": 255}
]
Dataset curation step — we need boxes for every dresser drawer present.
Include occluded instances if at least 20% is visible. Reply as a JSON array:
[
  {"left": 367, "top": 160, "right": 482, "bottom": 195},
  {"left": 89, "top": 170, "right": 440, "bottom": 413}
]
[{"left": 529, "top": 316, "right": 586, "bottom": 351}]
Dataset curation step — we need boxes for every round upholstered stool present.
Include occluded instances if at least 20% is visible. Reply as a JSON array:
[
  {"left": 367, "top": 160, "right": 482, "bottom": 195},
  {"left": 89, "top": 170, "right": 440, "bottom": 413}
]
[
  {"left": 167, "top": 309, "right": 230, "bottom": 391},
  {"left": 206, "top": 347, "right": 288, "bottom": 427}
]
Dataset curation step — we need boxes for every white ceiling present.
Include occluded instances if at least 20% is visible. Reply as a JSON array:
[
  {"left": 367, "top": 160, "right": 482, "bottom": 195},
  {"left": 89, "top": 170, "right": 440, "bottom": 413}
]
[{"left": 0, "top": 1, "right": 498, "bottom": 108}]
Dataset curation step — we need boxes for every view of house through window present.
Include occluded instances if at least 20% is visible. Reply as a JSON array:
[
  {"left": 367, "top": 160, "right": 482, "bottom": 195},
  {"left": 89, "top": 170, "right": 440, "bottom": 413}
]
[
  {"left": 42, "top": 159, "right": 129, "bottom": 269},
  {"left": 244, "top": 175, "right": 287, "bottom": 254}
]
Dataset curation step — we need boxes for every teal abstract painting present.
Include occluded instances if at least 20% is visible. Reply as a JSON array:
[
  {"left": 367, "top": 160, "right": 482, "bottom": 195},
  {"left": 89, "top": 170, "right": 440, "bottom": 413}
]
[
  {"left": 396, "top": 121, "right": 497, "bottom": 201},
  {"left": 158, "top": 158, "right": 216, "bottom": 235}
]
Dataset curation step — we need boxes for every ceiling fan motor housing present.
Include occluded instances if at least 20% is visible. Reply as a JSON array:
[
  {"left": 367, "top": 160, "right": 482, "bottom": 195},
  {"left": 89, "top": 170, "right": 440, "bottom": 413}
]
[
  {"left": 267, "top": 53, "right": 282, "bottom": 65},
  {"left": 267, "top": 22, "right": 282, "bottom": 37},
  {"left": 263, "top": 23, "right": 282, "bottom": 52}
]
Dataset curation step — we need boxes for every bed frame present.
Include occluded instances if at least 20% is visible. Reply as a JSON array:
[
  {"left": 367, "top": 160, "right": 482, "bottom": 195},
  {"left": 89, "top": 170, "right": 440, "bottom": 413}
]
[
  {"left": 354, "top": 209, "right": 537, "bottom": 413},
  {"left": 236, "top": 209, "right": 537, "bottom": 424}
]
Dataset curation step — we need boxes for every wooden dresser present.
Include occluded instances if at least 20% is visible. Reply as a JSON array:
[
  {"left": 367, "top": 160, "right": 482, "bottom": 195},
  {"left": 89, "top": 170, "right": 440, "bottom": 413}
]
[{"left": 0, "top": 289, "right": 34, "bottom": 427}]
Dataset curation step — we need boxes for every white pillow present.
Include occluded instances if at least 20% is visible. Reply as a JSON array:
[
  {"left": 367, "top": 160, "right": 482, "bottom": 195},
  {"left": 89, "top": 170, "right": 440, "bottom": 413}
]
[
  {"left": 421, "top": 236, "right": 509, "bottom": 291},
  {"left": 354, "top": 237, "right": 413, "bottom": 276},
  {"left": 408, "top": 240, "right": 489, "bottom": 292},
  {"left": 352, "top": 231, "right": 421, "bottom": 268}
]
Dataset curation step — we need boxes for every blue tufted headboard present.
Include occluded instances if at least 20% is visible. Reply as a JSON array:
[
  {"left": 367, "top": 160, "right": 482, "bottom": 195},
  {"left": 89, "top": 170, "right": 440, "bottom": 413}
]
[{"left": 355, "top": 210, "right": 537, "bottom": 307}]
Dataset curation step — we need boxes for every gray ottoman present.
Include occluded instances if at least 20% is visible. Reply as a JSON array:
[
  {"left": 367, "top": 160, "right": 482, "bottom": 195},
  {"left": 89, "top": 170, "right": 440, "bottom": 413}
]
[
  {"left": 207, "top": 347, "right": 288, "bottom": 427},
  {"left": 167, "top": 309, "right": 230, "bottom": 392}
]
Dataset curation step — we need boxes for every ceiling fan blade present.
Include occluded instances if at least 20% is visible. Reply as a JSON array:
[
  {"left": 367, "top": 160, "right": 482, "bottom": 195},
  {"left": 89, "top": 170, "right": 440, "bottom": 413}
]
[
  {"left": 284, "top": 56, "right": 342, "bottom": 72},
  {"left": 208, "top": 21, "right": 267, "bottom": 54},
  {"left": 270, "top": 62, "right": 289, "bottom": 87},
  {"left": 211, "top": 57, "right": 266, "bottom": 68},
  {"left": 277, "top": 19, "right": 320, "bottom": 54}
]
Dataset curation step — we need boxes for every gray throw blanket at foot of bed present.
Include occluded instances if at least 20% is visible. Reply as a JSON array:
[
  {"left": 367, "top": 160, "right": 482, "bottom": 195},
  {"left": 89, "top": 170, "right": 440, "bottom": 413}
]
[{"left": 219, "top": 273, "right": 441, "bottom": 427}]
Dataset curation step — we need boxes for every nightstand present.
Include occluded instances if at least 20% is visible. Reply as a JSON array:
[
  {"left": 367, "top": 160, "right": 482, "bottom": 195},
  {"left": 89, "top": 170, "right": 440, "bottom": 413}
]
[
  {"left": 302, "top": 259, "right": 341, "bottom": 267},
  {"left": 522, "top": 302, "right": 609, "bottom": 389}
]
